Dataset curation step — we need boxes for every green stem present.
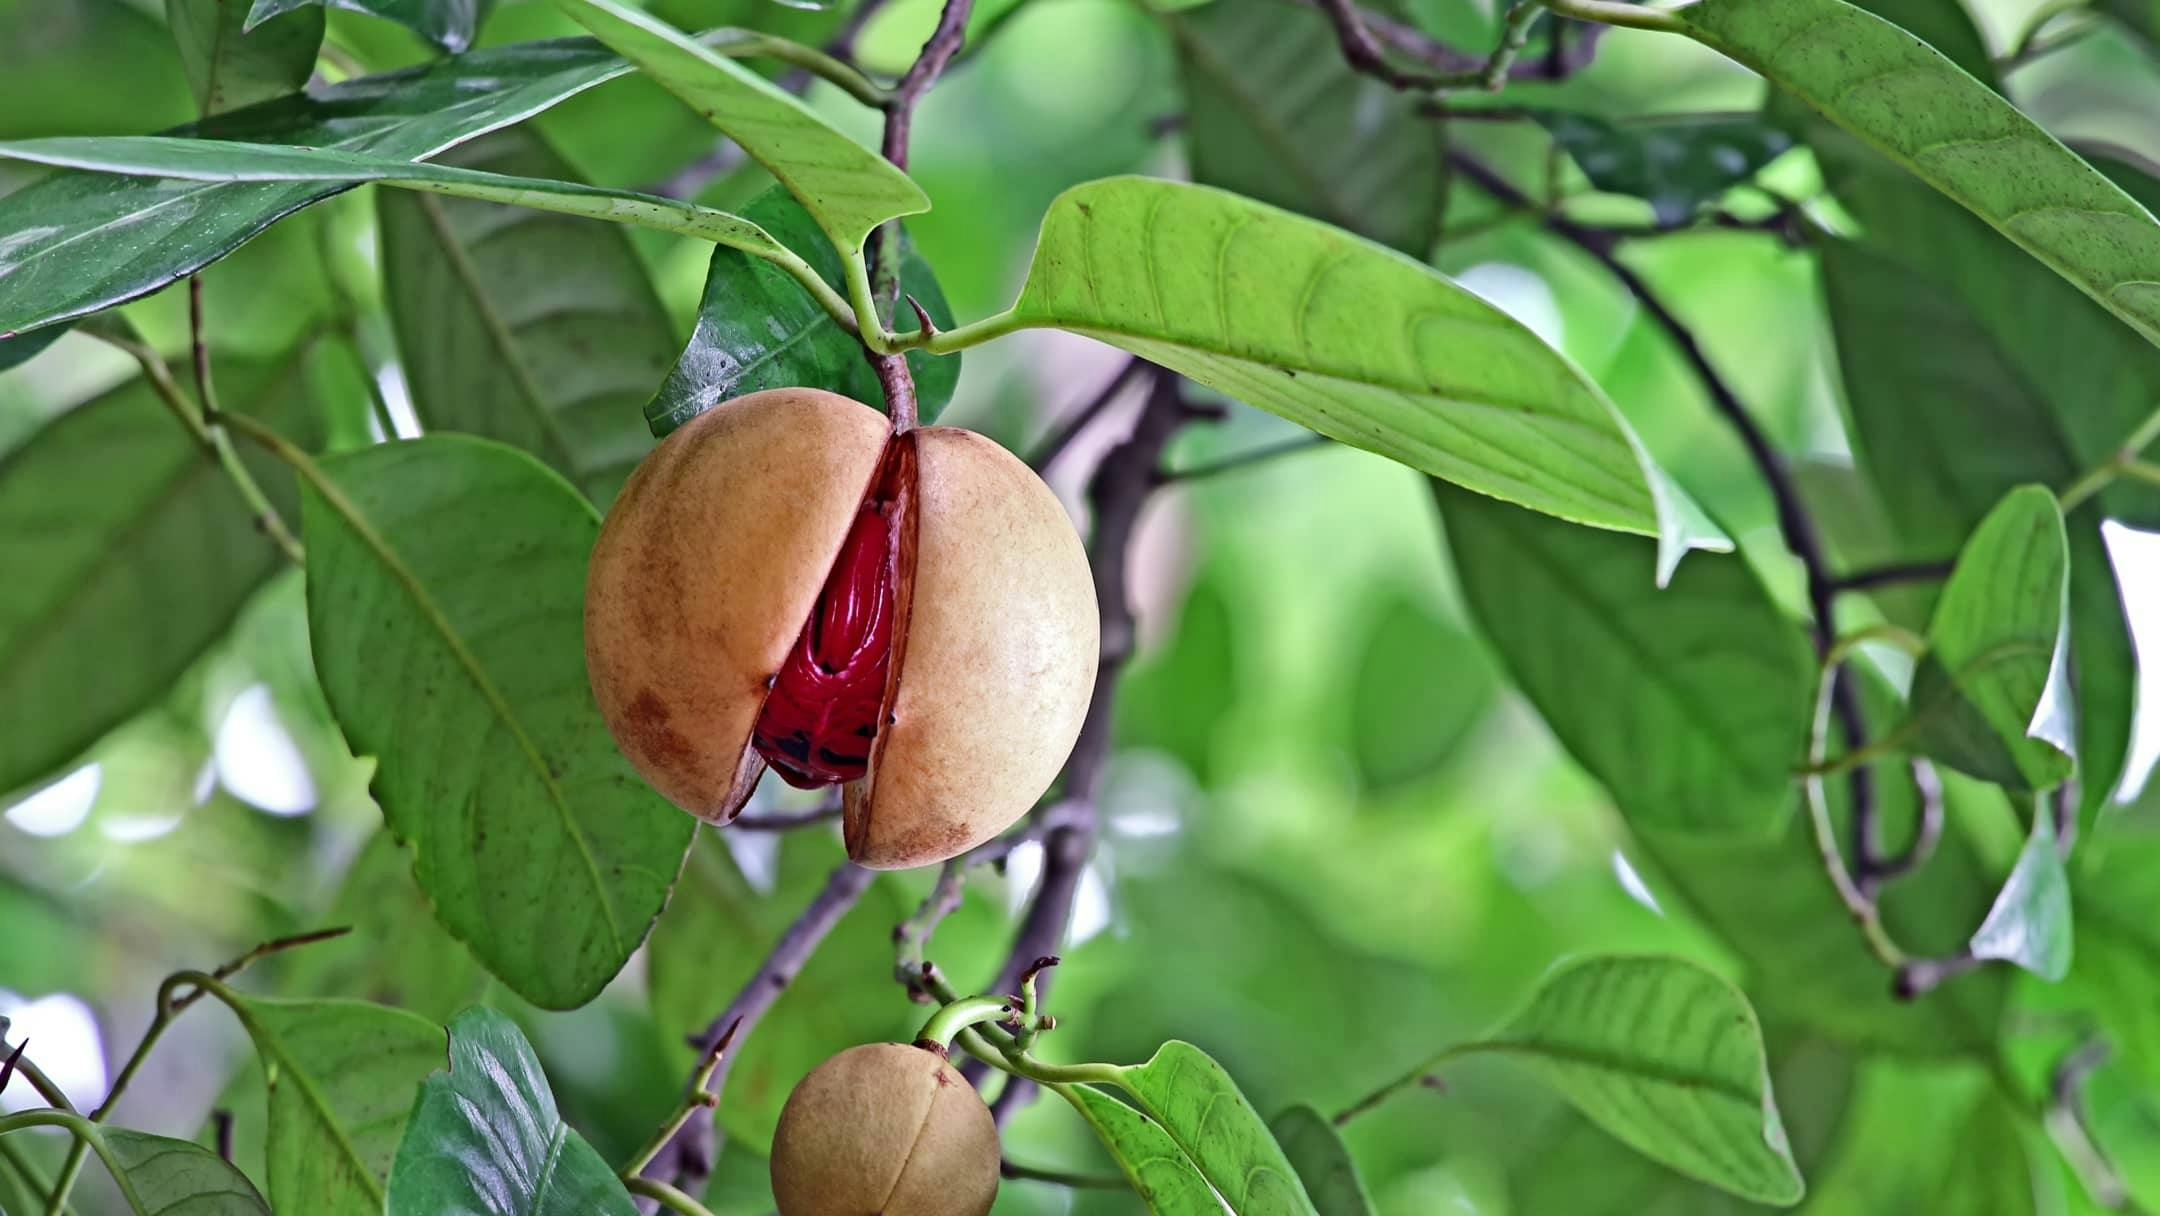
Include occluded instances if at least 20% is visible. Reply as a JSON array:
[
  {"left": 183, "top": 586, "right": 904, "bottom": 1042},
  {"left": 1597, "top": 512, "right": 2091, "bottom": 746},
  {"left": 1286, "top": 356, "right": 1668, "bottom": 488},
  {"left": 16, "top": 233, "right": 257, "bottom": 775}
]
[
  {"left": 620, "top": 1026, "right": 734, "bottom": 1182},
  {"left": 1333, "top": 1044, "right": 1473, "bottom": 1126},
  {"left": 1802, "top": 654, "right": 1910, "bottom": 969},
  {"left": 0, "top": 1134, "right": 69, "bottom": 1216},
  {"left": 2059, "top": 401, "right": 2160, "bottom": 511},
  {"left": 1537, "top": 0, "right": 1683, "bottom": 32},
  {"left": 1001, "top": 1158, "right": 1130, "bottom": 1190},
  {"left": 712, "top": 31, "right": 890, "bottom": 106},
  {"left": 1, "top": 1112, "right": 151, "bottom": 1216},
  {"left": 625, "top": 1175, "right": 719, "bottom": 1216},
  {"left": 916, "top": 995, "right": 1015, "bottom": 1050}
]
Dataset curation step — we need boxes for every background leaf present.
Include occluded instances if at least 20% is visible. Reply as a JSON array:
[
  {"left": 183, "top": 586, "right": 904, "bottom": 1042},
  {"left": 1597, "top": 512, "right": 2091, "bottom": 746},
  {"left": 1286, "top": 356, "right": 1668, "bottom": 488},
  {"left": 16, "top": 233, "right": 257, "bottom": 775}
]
[
  {"left": 1010, "top": 176, "right": 1722, "bottom": 566},
  {"left": 1474, "top": 955, "right": 1803, "bottom": 1205},
  {"left": 1064, "top": 1082, "right": 1225, "bottom": 1216},
  {"left": 648, "top": 185, "right": 957, "bottom": 437},
  {"left": 100, "top": 1127, "right": 272, "bottom": 1215},
  {"left": 246, "top": 0, "right": 494, "bottom": 52},
  {"left": 1535, "top": 110, "right": 1793, "bottom": 227},
  {"left": 1344, "top": 588, "right": 1494, "bottom": 793},
  {"left": 552, "top": 0, "right": 926, "bottom": 253},
  {"left": 1116, "top": 1041, "right": 1321, "bottom": 1216},
  {"left": 300, "top": 435, "right": 693, "bottom": 1008},
  {"left": 377, "top": 126, "right": 675, "bottom": 505},
  {"left": 1437, "top": 482, "right": 1812, "bottom": 835},
  {"left": 0, "top": 350, "right": 329, "bottom": 797},
  {"left": 0, "top": 36, "right": 653, "bottom": 340},
  {"left": 386, "top": 1006, "right": 636, "bottom": 1216},
  {"left": 1270, "top": 1105, "right": 1377, "bottom": 1216},
  {"left": 232, "top": 995, "right": 445, "bottom": 1216},
  {"left": 1903, "top": 486, "right": 2075, "bottom": 792},
  {"left": 168, "top": 0, "right": 325, "bottom": 117},
  {"left": 1170, "top": 0, "right": 1439, "bottom": 253},
  {"left": 1968, "top": 810, "right": 2073, "bottom": 980}
]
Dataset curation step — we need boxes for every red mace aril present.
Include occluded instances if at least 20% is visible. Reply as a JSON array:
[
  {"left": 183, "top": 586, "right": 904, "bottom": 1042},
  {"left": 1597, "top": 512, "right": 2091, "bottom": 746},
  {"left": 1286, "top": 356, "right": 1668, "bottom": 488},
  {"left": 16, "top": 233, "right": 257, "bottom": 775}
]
[{"left": 584, "top": 387, "right": 1097, "bottom": 870}]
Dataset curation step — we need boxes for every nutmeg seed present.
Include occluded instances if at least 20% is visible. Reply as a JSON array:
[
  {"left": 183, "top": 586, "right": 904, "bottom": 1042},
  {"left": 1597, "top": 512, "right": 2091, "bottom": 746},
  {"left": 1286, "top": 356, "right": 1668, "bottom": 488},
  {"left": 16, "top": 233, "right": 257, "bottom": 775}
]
[
  {"left": 584, "top": 387, "right": 1098, "bottom": 869},
  {"left": 768, "top": 1042, "right": 999, "bottom": 1216}
]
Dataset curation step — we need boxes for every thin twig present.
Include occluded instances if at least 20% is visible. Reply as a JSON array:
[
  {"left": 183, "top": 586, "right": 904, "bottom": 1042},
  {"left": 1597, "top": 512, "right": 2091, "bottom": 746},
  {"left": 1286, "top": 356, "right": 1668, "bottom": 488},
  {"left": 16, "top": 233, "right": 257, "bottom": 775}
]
[
  {"left": 1002, "top": 1158, "right": 1130, "bottom": 1189},
  {"left": 1828, "top": 560, "right": 1955, "bottom": 594},
  {"left": 1305, "top": 0, "right": 1607, "bottom": 83},
  {"left": 729, "top": 800, "right": 842, "bottom": 831},
  {"left": 1030, "top": 356, "right": 1147, "bottom": 472},
  {"left": 1159, "top": 434, "right": 1333, "bottom": 483}
]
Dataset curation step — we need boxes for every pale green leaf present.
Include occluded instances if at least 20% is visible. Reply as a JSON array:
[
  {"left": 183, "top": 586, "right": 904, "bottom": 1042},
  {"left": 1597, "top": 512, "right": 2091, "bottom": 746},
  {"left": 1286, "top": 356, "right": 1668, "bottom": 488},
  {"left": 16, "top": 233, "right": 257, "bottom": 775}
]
[
  {"left": 1115, "top": 1041, "right": 1321, "bottom": 1216},
  {"left": 1969, "top": 809, "right": 2073, "bottom": 980},
  {"left": 1064, "top": 1084, "right": 1225, "bottom": 1216}
]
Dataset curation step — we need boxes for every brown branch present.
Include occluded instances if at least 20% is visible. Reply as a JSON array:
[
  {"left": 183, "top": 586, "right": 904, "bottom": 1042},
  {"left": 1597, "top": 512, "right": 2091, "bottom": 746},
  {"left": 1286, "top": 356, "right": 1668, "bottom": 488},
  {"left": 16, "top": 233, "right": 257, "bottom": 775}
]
[
  {"left": 1827, "top": 560, "right": 1955, "bottom": 594},
  {"left": 730, "top": 799, "right": 842, "bottom": 832},
  {"left": 1307, "top": 0, "right": 1607, "bottom": 84},
  {"left": 1031, "top": 356, "right": 1147, "bottom": 472}
]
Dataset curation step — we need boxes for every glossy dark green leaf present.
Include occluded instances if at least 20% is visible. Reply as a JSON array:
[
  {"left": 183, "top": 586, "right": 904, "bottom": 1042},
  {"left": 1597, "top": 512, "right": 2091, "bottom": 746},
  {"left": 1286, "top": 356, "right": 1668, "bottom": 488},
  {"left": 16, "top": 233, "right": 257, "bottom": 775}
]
[
  {"left": 300, "top": 435, "right": 693, "bottom": 1008},
  {"left": 247, "top": 0, "right": 494, "bottom": 52},
  {"left": 231, "top": 995, "right": 445, "bottom": 1216},
  {"left": 1437, "top": 482, "right": 1813, "bottom": 835},
  {"left": 386, "top": 1007, "right": 636, "bottom": 1216},
  {"left": 1678, "top": 0, "right": 2160, "bottom": 354},
  {"left": 1171, "top": 0, "right": 1438, "bottom": 252},
  {"left": 168, "top": 0, "right": 324, "bottom": 116},
  {"left": 1903, "top": 486, "right": 2075, "bottom": 792},
  {"left": 1010, "top": 177, "right": 1726, "bottom": 570},
  {"left": 1968, "top": 809, "right": 2073, "bottom": 979},
  {"left": 0, "top": 37, "right": 657, "bottom": 342},
  {"left": 1536, "top": 111, "right": 1791, "bottom": 226},
  {"left": 1270, "top": 1106, "right": 1376, "bottom": 1216},
  {"left": 649, "top": 185, "right": 957, "bottom": 436},
  {"left": 1471, "top": 955, "right": 1802, "bottom": 1205},
  {"left": 0, "top": 325, "right": 66, "bottom": 373},
  {"left": 378, "top": 127, "right": 674, "bottom": 504},
  {"left": 0, "top": 351, "right": 327, "bottom": 797},
  {"left": 1345, "top": 589, "right": 1493, "bottom": 792},
  {"left": 1114, "top": 1041, "right": 1320, "bottom": 1216},
  {"left": 100, "top": 1127, "right": 272, "bottom": 1215},
  {"left": 1064, "top": 1083, "right": 1224, "bottom": 1216}
]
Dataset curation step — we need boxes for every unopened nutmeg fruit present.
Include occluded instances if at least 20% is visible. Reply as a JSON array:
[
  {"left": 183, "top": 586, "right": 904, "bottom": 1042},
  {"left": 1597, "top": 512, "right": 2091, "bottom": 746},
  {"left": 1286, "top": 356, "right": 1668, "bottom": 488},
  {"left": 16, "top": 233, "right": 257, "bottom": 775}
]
[
  {"left": 769, "top": 1042, "right": 999, "bottom": 1216},
  {"left": 584, "top": 387, "right": 1098, "bottom": 869}
]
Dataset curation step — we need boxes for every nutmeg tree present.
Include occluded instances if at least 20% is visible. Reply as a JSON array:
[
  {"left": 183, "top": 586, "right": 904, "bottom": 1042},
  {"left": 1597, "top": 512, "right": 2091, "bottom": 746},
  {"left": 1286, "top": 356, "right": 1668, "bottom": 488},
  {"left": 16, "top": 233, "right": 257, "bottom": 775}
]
[{"left": 2, "top": 0, "right": 2160, "bottom": 1212}]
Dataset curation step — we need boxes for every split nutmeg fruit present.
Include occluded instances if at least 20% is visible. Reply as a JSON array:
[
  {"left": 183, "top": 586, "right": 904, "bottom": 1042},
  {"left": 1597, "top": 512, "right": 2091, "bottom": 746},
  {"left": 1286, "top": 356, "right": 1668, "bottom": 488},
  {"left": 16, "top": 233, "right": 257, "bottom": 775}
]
[
  {"left": 769, "top": 1042, "right": 1000, "bottom": 1216},
  {"left": 585, "top": 387, "right": 1098, "bottom": 869}
]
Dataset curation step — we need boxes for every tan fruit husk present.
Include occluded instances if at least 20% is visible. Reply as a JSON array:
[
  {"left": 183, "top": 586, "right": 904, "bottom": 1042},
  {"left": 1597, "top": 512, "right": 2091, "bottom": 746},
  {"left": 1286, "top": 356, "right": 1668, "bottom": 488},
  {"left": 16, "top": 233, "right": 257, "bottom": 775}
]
[{"left": 768, "top": 1042, "right": 999, "bottom": 1216}]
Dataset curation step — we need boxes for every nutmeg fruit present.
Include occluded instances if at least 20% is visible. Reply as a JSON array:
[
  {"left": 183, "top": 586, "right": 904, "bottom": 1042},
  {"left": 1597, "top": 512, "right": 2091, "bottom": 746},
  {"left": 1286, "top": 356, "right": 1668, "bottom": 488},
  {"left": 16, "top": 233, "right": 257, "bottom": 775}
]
[
  {"left": 769, "top": 1042, "right": 999, "bottom": 1216},
  {"left": 584, "top": 387, "right": 1098, "bottom": 869}
]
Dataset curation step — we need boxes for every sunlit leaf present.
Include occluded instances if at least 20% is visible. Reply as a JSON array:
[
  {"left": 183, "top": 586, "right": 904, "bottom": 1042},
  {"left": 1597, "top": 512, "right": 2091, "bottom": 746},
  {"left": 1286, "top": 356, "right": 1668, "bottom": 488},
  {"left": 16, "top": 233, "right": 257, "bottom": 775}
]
[
  {"left": 1064, "top": 1083, "right": 1224, "bottom": 1216},
  {"left": 1114, "top": 1041, "right": 1321, "bottom": 1216},
  {"left": 1903, "top": 486, "right": 2075, "bottom": 792},
  {"left": 168, "top": 0, "right": 324, "bottom": 116},
  {"left": 1010, "top": 177, "right": 1726, "bottom": 572},
  {"left": 386, "top": 1007, "right": 636, "bottom": 1215},
  {"left": 300, "top": 435, "right": 693, "bottom": 1008}
]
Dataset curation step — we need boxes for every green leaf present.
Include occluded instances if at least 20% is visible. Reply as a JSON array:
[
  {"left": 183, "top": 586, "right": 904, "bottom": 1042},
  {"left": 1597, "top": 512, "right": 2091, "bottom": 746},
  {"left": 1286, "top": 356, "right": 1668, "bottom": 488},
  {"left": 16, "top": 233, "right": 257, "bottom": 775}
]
[
  {"left": 229, "top": 996, "right": 446, "bottom": 1216},
  {"left": 377, "top": 127, "right": 675, "bottom": 505},
  {"left": 100, "top": 1128, "right": 272, "bottom": 1215},
  {"left": 1676, "top": 0, "right": 2160, "bottom": 354},
  {"left": 1903, "top": 486, "right": 2075, "bottom": 792},
  {"left": 1115, "top": 570, "right": 1239, "bottom": 784},
  {"left": 246, "top": 0, "right": 494, "bottom": 52},
  {"left": 386, "top": 1007, "right": 637, "bottom": 1216},
  {"left": 1270, "top": 1106, "right": 1377, "bottom": 1216},
  {"left": 168, "top": 0, "right": 324, "bottom": 116},
  {"left": 649, "top": 185, "right": 958, "bottom": 437},
  {"left": 1114, "top": 1041, "right": 1321, "bottom": 1216},
  {"left": 276, "top": 830, "right": 490, "bottom": 1021},
  {"left": 0, "top": 0, "right": 193, "bottom": 139},
  {"left": 0, "top": 37, "right": 659, "bottom": 341},
  {"left": 1470, "top": 955, "right": 1802, "bottom": 1205},
  {"left": 0, "top": 136, "right": 786, "bottom": 260},
  {"left": 1064, "top": 1083, "right": 1225, "bottom": 1216},
  {"left": 299, "top": 435, "right": 694, "bottom": 1008},
  {"left": 0, "top": 351, "right": 325, "bottom": 797},
  {"left": 1345, "top": 589, "right": 1494, "bottom": 792},
  {"left": 1170, "top": 0, "right": 1439, "bottom": 252},
  {"left": 1968, "top": 809, "right": 2073, "bottom": 980},
  {"left": 1436, "top": 482, "right": 1813, "bottom": 835},
  {"left": 551, "top": 0, "right": 928, "bottom": 254},
  {"left": 1009, "top": 176, "right": 1725, "bottom": 573},
  {"left": 1535, "top": 110, "right": 1792, "bottom": 227}
]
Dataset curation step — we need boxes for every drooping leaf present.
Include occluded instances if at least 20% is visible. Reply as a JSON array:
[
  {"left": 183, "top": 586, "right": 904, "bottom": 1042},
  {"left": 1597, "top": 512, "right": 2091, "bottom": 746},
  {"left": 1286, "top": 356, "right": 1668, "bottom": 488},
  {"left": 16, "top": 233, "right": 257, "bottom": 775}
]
[
  {"left": 1436, "top": 482, "right": 1813, "bottom": 835},
  {"left": 1968, "top": 809, "right": 2073, "bottom": 980},
  {"left": 246, "top": 0, "right": 494, "bottom": 52},
  {"left": 551, "top": 0, "right": 927, "bottom": 254},
  {"left": 230, "top": 996, "right": 445, "bottom": 1216},
  {"left": 299, "top": 435, "right": 693, "bottom": 1008},
  {"left": 168, "top": 0, "right": 324, "bottom": 116},
  {"left": 0, "top": 350, "right": 328, "bottom": 797},
  {"left": 1471, "top": 955, "right": 1802, "bottom": 1205},
  {"left": 1902, "top": 486, "right": 2075, "bottom": 792},
  {"left": 1063, "top": 1083, "right": 1225, "bottom": 1216},
  {"left": 1170, "top": 0, "right": 1439, "bottom": 253},
  {"left": 1676, "top": 0, "right": 2160, "bottom": 354},
  {"left": 1536, "top": 110, "right": 1792, "bottom": 227},
  {"left": 0, "top": 37, "right": 667, "bottom": 341},
  {"left": 1114, "top": 1041, "right": 1321, "bottom": 1216},
  {"left": 0, "top": 135, "right": 785, "bottom": 259},
  {"left": 377, "top": 127, "right": 675, "bottom": 505},
  {"left": 99, "top": 1128, "right": 273, "bottom": 1215},
  {"left": 386, "top": 1007, "right": 637, "bottom": 1216},
  {"left": 1008, "top": 176, "right": 1726, "bottom": 571},
  {"left": 1270, "top": 1105, "right": 1377, "bottom": 1216},
  {"left": 649, "top": 185, "right": 957, "bottom": 437}
]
